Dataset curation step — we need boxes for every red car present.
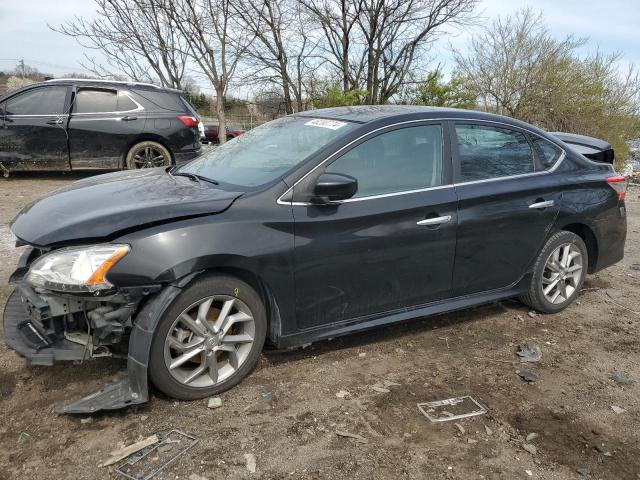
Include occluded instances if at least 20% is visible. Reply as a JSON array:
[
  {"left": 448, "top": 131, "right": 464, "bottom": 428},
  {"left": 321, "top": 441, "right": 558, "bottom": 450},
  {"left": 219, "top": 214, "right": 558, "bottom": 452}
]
[{"left": 202, "top": 123, "right": 246, "bottom": 143}]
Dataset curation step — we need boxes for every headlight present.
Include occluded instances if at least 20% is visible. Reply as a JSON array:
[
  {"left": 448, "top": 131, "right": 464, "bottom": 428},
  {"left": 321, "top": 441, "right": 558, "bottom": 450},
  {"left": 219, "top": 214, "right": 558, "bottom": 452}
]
[{"left": 25, "top": 244, "right": 130, "bottom": 293}]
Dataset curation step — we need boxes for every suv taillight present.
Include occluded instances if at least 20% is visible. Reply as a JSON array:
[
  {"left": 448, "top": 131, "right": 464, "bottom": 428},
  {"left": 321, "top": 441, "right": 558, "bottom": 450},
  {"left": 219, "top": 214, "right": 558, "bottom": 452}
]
[
  {"left": 606, "top": 176, "right": 627, "bottom": 201},
  {"left": 177, "top": 115, "right": 198, "bottom": 128}
]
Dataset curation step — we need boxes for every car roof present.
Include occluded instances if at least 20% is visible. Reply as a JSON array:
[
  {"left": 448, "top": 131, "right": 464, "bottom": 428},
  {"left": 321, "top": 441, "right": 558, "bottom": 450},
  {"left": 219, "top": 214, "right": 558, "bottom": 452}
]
[
  {"left": 42, "top": 78, "right": 181, "bottom": 93},
  {"left": 295, "top": 105, "right": 537, "bottom": 128}
]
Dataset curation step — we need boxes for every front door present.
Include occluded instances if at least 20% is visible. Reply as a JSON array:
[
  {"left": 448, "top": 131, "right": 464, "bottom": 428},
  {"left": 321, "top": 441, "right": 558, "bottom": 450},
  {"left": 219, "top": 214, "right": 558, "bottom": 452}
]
[
  {"left": 68, "top": 87, "right": 144, "bottom": 169},
  {"left": 291, "top": 123, "right": 458, "bottom": 330},
  {"left": 451, "top": 121, "right": 562, "bottom": 295},
  {"left": 0, "top": 85, "right": 70, "bottom": 171}
]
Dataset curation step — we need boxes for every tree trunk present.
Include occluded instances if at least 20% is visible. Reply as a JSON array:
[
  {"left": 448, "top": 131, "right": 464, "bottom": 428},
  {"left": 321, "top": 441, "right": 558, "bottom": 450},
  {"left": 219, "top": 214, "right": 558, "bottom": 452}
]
[{"left": 215, "top": 87, "right": 227, "bottom": 145}]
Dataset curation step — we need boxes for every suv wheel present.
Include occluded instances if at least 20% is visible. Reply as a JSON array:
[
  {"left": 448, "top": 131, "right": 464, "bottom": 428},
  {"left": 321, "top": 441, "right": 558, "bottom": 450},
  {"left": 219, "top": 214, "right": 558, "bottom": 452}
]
[
  {"left": 126, "top": 141, "right": 172, "bottom": 169},
  {"left": 520, "top": 231, "right": 588, "bottom": 313},
  {"left": 149, "top": 275, "right": 267, "bottom": 400}
]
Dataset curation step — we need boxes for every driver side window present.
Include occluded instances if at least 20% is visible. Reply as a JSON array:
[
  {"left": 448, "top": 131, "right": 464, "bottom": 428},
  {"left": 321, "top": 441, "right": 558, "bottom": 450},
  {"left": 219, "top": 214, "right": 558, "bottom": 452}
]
[{"left": 325, "top": 125, "right": 443, "bottom": 198}]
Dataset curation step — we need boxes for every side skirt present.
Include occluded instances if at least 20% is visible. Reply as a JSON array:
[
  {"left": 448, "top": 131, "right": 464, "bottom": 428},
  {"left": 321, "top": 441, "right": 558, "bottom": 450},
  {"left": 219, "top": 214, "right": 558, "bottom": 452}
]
[{"left": 276, "top": 274, "right": 531, "bottom": 349}]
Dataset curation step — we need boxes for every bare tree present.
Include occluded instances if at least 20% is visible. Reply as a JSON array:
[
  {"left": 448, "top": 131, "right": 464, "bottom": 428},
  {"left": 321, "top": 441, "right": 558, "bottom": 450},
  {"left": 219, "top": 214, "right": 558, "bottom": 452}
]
[
  {"left": 453, "top": 8, "right": 584, "bottom": 117},
  {"left": 54, "top": 0, "right": 189, "bottom": 88},
  {"left": 164, "top": 0, "right": 253, "bottom": 143},
  {"left": 232, "top": 0, "right": 318, "bottom": 114},
  {"left": 300, "top": 0, "right": 476, "bottom": 104}
]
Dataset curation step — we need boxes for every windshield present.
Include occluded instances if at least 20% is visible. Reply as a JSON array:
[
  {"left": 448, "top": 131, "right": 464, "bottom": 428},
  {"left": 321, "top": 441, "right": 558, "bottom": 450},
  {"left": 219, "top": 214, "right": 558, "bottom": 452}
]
[{"left": 180, "top": 116, "right": 356, "bottom": 187}]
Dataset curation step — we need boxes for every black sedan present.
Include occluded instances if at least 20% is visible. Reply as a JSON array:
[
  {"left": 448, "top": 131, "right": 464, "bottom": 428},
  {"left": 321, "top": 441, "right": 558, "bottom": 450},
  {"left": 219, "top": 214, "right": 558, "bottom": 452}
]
[{"left": 4, "top": 106, "right": 627, "bottom": 413}]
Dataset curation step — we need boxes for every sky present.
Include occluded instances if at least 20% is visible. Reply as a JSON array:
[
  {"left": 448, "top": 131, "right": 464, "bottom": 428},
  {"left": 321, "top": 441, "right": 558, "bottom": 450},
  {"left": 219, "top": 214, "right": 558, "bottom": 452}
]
[{"left": 0, "top": 0, "right": 639, "bottom": 95}]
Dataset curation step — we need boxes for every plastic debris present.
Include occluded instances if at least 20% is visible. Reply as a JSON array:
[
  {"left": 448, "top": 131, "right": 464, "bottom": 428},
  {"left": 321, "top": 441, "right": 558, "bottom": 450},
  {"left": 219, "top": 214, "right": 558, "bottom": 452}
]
[
  {"left": 577, "top": 467, "right": 590, "bottom": 477},
  {"left": 611, "top": 405, "right": 626, "bottom": 414},
  {"left": 526, "top": 432, "right": 539, "bottom": 442},
  {"left": 484, "top": 425, "right": 493, "bottom": 436},
  {"left": 336, "top": 430, "right": 368, "bottom": 444},
  {"left": 517, "top": 342, "right": 542, "bottom": 363},
  {"left": 207, "top": 397, "right": 222, "bottom": 409},
  {"left": 244, "top": 453, "right": 257, "bottom": 473},
  {"left": 455, "top": 423, "right": 465, "bottom": 435},
  {"left": 336, "top": 390, "right": 350, "bottom": 399},
  {"left": 609, "top": 372, "right": 634, "bottom": 386},
  {"left": 519, "top": 371, "right": 538, "bottom": 382}
]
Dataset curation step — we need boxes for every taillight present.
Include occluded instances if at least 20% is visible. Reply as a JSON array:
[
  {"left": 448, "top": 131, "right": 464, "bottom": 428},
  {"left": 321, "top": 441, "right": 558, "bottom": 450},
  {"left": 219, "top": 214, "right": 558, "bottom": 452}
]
[
  {"left": 606, "top": 176, "right": 627, "bottom": 201},
  {"left": 177, "top": 115, "right": 198, "bottom": 128}
]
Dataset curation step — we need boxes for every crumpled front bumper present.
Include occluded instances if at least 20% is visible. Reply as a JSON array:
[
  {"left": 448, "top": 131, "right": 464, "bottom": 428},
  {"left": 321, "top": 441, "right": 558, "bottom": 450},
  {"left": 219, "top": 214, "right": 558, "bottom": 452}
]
[
  {"left": 3, "top": 281, "right": 186, "bottom": 414},
  {"left": 3, "top": 288, "right": 87, "bottom": 365}
]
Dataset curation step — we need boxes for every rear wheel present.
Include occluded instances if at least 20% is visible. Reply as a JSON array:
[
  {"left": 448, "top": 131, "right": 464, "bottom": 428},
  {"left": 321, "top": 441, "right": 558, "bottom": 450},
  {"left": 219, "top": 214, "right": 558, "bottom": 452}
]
[
  {"left": 125, "top": 141, "right": 172, "bottom": 169},
  {"left": 520, "top": 231, "right": 588, "bottom": 313},
  {"left": 149, "top": 275, "right": 266, "bottom": 400}
]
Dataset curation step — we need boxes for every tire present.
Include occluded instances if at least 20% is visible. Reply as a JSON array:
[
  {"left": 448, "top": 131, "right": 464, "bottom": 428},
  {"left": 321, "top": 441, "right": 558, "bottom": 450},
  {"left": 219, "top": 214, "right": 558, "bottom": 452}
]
[
  {"left": 520, "top": 231, "right": 588, "bottom": 313},
  {"left": 149, "top": 274, "right": 267, "bottom": 400},
  {"left": 125, "top": 141, "right": 172, "bottom": 169}
]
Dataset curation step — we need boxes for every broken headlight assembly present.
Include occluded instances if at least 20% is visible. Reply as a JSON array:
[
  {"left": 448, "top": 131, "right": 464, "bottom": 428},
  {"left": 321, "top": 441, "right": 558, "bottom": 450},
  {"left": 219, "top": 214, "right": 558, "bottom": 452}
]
[{"left": 25, "top": 244, "right": 130, "bottom": 293}]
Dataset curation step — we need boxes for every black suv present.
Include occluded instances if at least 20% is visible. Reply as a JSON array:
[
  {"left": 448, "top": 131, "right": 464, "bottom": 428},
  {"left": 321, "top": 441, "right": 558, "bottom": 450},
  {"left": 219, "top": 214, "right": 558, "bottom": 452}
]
[{"left": 0, "top": 79, "right": 202, "bottom": 174}]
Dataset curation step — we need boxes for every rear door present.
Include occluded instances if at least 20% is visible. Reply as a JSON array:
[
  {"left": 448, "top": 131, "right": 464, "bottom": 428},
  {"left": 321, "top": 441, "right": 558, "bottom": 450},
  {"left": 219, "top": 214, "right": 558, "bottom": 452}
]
[
  {"left": 291, "top": 122, "right": 458, "bottom": 330},
  {"left": 0, "top": 85, "right": 70, "bottom": 170},
  {"left": 67, "top": 87, "right": 144, "bottom": 169},
  {"left": 451, "top": 121, "right": 562, "bottom": 295}
]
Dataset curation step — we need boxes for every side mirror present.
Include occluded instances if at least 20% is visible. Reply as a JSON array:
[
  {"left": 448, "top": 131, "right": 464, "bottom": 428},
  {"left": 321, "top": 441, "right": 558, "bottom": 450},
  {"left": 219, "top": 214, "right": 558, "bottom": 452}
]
[{"left": 312, "top": 173, "right": 358, "bottom": 203}]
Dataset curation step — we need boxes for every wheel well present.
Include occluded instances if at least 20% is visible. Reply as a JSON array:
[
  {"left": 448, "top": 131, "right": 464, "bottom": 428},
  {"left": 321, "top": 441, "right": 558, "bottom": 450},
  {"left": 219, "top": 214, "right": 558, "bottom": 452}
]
[
  {"left": 122, "top": 137, "right": 175, "bottom": 168},
  {"left": 181, "top": 267, "right": 281, "bottom": 345},
  {"left": 561, "top": 223, "right": 598, "bottom": 273}
]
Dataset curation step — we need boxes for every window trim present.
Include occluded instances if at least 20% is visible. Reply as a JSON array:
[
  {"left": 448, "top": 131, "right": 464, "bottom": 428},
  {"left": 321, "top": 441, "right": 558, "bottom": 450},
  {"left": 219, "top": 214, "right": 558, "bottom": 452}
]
[
  {"left": 71, "top": 88, "right": 143, "bottom": 116},
  {"left": 3, "top": 85, "right": 71, "bottom": 117},
  {"left": 322, "top": 122, "right": 446, "bottom": 201},
  {"left": 451, "top": 120, "right": 538, "bottom": 184},
  {"left": 277, "top": 118, "right": 566, "bottom": 206}
]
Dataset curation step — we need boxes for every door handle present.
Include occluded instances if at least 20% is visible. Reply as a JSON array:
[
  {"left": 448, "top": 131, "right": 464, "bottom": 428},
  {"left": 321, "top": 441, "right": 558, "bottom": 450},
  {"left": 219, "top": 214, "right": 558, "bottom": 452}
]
[
  {"left": 46, "top": 118, "right": 64, "bottom": 125},
  {"left": 417, "top": 215, "right": 452, "bottom": 226},
  {"left": 529, "top": 200, "right": 555, "bottom": 209},
  {"left": 122, "top": 115, "right": 138, "bottom": 121}
]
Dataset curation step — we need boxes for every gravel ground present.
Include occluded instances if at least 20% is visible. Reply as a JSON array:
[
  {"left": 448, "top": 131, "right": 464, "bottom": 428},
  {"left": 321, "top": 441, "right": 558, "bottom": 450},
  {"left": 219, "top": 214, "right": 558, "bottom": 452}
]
[{"left": 0, "top": 172, "right": 639, "bottom": 480}]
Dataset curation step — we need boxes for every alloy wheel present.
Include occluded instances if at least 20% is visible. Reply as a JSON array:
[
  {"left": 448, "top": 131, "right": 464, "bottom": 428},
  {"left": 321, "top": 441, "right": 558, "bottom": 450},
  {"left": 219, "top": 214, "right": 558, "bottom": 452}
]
[
  {"left": 163, "top": 295, "right": 255, "bottom": 388},
  {"left": 133, "top": 146, "right": 166, "bottom": 168},
  {"left": 541, "top": 242, "right": 584, "bottom": 304}
]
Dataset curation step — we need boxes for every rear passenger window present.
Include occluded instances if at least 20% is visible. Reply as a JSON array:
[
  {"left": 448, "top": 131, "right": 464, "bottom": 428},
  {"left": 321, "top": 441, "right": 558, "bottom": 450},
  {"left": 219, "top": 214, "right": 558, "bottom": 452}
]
[
  {"left": 531, "top": 137, "right": 562, "bottom": 170},
  {"left": 325, "top": 125, "right": 442, "bottom": 198},
  {"left": 455, "top": 124, "right": 534, "bottom": 182},
  {"left": 74, "top": 89, "right": 117, "bottom": 113}
]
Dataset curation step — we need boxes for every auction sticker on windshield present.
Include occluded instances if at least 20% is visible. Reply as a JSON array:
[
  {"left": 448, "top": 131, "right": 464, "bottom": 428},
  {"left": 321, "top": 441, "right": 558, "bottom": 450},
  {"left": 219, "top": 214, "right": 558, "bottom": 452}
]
[{"left": 305, "top": 119, "right": 347, "bottom": 130}]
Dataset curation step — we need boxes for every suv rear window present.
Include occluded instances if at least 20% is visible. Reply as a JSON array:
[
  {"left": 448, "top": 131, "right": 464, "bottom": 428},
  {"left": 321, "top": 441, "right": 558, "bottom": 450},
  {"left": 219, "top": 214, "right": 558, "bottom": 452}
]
[
  {"left": 75, "top": 89, "right": 118, "bottom": 113},
  {"left": 133, "top": 90, "right": 185, "bottom": 111}
]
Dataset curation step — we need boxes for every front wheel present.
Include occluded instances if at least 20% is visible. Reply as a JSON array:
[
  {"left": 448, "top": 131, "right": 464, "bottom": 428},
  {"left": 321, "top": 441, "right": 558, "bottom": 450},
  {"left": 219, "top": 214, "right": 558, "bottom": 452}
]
[
  {"left": 520, "top": 231, "right": 588, "bottom": 313},
  {"left": 149, "top": 275, "right": 267, "bottom": 400}
]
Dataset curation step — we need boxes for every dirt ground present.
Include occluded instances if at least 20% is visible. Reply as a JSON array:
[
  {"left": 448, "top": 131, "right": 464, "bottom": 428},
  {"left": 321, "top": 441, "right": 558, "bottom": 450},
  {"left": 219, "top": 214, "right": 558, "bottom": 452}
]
[{"left": 0, "top": 172, "right": 639, "bottom": 480}]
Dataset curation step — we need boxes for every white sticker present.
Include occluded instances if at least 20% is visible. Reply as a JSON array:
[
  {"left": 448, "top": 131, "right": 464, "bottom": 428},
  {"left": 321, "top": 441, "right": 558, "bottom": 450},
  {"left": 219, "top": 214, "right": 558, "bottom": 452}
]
[{"left": 305, "top": 118, "right": 347, "bottom": 130}]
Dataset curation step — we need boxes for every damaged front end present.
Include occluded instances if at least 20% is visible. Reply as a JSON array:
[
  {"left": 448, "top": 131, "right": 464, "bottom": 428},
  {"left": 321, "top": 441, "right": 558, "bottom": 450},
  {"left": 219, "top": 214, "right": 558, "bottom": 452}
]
[{"left": 3, "top": 245, "right": 180, "bottom": 414}]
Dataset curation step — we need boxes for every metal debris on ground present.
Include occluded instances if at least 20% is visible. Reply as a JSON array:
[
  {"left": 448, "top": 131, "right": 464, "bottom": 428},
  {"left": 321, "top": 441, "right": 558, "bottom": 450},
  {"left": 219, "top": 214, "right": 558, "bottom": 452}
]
[
  {"left": 576, "top": 467, "right": 591, "bottom": 477},
  {"left": 112, "top": 430, "right": 198, "bottom": 480},
  {"left": 517, "top": 341, "right": 542, "bottom": 363},
  {"left": 417, "top": 395, "right": 487, "bottom": 423},
  {"left": 518, "top": 370, "right": 538, "bottom": 382},
  {"left": 335, "top": 430, "right": 368, "bottom": 444},
  {"left": 630, "top": 264, "right": 640, "bottom": 271}
]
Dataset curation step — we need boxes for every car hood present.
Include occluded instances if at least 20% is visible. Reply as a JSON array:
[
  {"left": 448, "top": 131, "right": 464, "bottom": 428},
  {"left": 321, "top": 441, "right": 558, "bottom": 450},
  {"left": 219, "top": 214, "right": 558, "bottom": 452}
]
[{"left": 10, "top": 168, "right": 243, "bottom": 246}]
